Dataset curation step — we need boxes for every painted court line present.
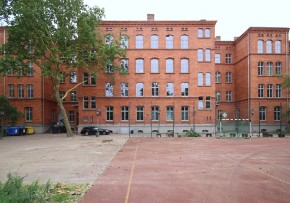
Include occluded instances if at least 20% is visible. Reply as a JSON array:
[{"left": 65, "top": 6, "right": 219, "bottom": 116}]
[
  {"left": 224, "top": 156, "right": 290, "bottom": 186},
  {"left": 124, "top": 140, "right": 139, "bottom": 203}
]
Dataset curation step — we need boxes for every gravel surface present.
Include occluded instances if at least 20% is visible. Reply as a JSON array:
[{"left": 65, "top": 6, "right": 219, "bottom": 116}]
[{"left": 0, "top": 133, "right": 128, "bottom": 184}]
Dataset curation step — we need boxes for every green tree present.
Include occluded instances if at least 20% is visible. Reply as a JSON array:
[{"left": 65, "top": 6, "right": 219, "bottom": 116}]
[
  {"left": 0, "top": 94, "right": 23, "bottom": 125},
  {"left": 0, "top": 0, "right": 126, "bottom": 137}
]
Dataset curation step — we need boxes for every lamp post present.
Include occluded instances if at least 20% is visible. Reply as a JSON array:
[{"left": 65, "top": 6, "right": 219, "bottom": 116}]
[
  {"left": 0, "top": 110, "right": 4, "bottom": 138},
  {"left": 193, "top": 107, "right": 196, "bottom": 131},
  {"left": 250, "top": 108, "right": 254, "bottom": 137}
]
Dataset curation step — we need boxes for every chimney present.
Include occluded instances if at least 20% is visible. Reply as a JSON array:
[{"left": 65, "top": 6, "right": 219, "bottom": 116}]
[
  {"left": 215, "top": 36, "right": 221, "bottom": 41},
  {"left": 147, "top": 14, "right": 154, "bottom": 21}
]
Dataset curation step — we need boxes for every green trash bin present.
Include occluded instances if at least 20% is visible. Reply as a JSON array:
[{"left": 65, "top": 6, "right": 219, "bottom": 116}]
[{"left": 26, "top": 126, "right": 35, "bottom": 135}]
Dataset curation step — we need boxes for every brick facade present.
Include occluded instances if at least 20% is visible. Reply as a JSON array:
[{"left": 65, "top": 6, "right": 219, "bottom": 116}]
[{"left": 0, "top": 15, "right": 289, "bottom": 134}]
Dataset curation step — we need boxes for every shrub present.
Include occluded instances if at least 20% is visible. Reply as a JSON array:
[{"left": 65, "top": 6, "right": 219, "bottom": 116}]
[{"left": 186, "top": 129, "right": 200, "bottom": 137}]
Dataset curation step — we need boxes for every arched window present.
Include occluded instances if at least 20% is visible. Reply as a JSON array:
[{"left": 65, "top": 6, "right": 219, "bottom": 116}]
[
  {"left": 166, "top": 35, "right": 174, "bottom": 49},
  {"left": 257, "top": 40, "right": 264, "bottom": 53},
  {"left": 266, "top": 40, "right": 272, "bottom": 53},
  {"left": 205, "top": 49, "right": 211, "bottom": 61},
  {"left": 180, "top": 58, "right": 189, "bottom": 73},
  {"left": 215, "top": 72, "right": 221, "bottom": 83},
  {"left": 181, "top": 35, "right": 188, "bottom": 49},
  {"left": 151, "top": 35, "right": 158, "bottom": 49},
  {"left": 198, "top": 49, "right": 203, "bottom": 62},
  {"left": 136, "top": 35, "right": 143, "bottom": 49},
  {"left": 275, "top": 40, "right": 281, "bottom": 53},
  {"left": 151, "top": 58, "right": 159, "bottom": 73}
]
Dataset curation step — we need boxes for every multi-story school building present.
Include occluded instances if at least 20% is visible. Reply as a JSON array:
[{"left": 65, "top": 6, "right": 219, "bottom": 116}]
[{"left": 0, "top": 14, "right": 289, "bottom": 135}]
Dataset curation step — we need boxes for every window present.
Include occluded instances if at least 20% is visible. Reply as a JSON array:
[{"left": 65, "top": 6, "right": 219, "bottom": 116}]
[
  {"left": 266, "top": 40, "right": 272, "bottom": 53},
  {"left": 180, "top": 59, "right": 189, "bottom": 73},
  {"left": 121, "top": 59, "right": 129, "bottom": 72},
  {"left": 198, "top": 73, "right": 204, "bottom": 86},
  {"left": 91, "top": 74, "right": 96, "bottom": 85},
  {"left": 106, "top": 83, "right": 113, "bottom": 96},
  {"left": 226, "top": 91, "right": 232, "bottom": 102},
  {"left": 166, "top": 59, "right": 174, "bottom": 73},
  {"left": 58, "top": 91, "right": 65, "bottom": 100},
  {"left": 276, "top": 84, "right": 282, "bottom": 98},
  {"left": 70, "top": 91, "right": 77, "bottom": 102},
  {"left": 151, "top": 83, "right": 159, "bottom": 96},
  {"left": 216, "top": 91, "right": 221, "bottom": 102},
  {"left": 60, "top": 72, "right": 65, "bottom": 83},
  {"left": 8, "top": 84, "right": 14, "bottom": 98},
  {"left": 215, "top": 72, "right": 221, "bottom": 83},
  {"left": 106, "top": 63, "right": 113, "bottom": 73},
  {"left": 166, "top": 35, "right": 174, "bottom": 49},
  {"left": 166, "top": 83, "right": 174, "bottom": 96},
  {"left": 91, "top": 96, "right": 96, "bottom": 108},
  {"left": 136, "top": 35, "right": 143, "bottom": 49},
  {"left": 136, "top": 106, "right": 144, "bottom": 121},
  {"left": 226, "top": 72, "right": 232, "bottom": 83},
  {"left": 70, "top": 71, "right": 77, "bottom": 83},
  {"left": 136, "top": 59, "right": 144, "bottom": 73},
  {"left": 136, "top": 83, "right": 144, "bottom": 96},
  {"left": 121, "top": 106, "right": 129, "bottom": 121},
  {"left": 274, "top": 106, "right": 281, "bottom": 121},
  {"left": 206, "top": 96, "right": 211, "bottom": 108},
  {"left": 151, "top": 59, "right": 159, "bottom": 73},
  {"left": 205, "top": 73, "right": 211, "bottom": 86},
  {"left": 259, "top": 106, "right": 266, "bottom": 121},
  {"left": 106, "top": 106, "right": 114, "bottom": 121},
  {"left": 83, "top": 97, "right": 88, "bottom": 109},
  {"left": 215, "top": 54, "right": 221, "bottom": 63},
  {"left": 151, "top": 35, "right": 158, "bottom": 49},
  {"left": 69, "top": 110, "right": 74, "bottom": 122},
  {"left": 267, "top": 84, "right": 273, "bottom": 98},
  {"left": 181, "top": 83, "right": 188, "bottom": 96},
  {"left": 198, "top": 97, "right": 203, "bottom": 109},
  {"left": 267, "top": 62, "right": 273, "bottom": 76},
  {"left": 27, "top": 84, "right": 33, "bottom": 98},
  {"left": 276, "top": 62, "right": 282, "bottom": 75},
  {"left": 258, "top": 84, "right": 264, "bottom": 98},
  {"left": 258, "top": 62, "right": 264, "bottom": 76},
  {"left": 198, "top": 49, "right": 203, "bottom": 62},
  {"left": 151, "top": 106, "right": 160, "bottom": 121},
  {"left": 181, "top": 35, "right": 188, "bottom": 49},
  {"left": 105, "top": 35, "right": 113, "bottom": 45},
  {"left": 27, "top": 62, "right": 33, "bottom": 76},
  {"left": 83, "top": 73, "right": 89, "bottom": 85},
  {"left": 205, "top": 28, "right": 210, "bottom": 38},
  {"left": 205, "top": 49, "right": 211, "bottom": 62},
  {"left": 181, "top": 106, "right": 189, "bottom": 121},
  {"left": 257, "top": 40, "right": 264, "bottom": 53},
  {"left": 166, "top": 106, "right": 174, "bottom": 121},
  {"left": 121, "top": 35, "right": 128, "bottom": 49},
  {"left": 18, "top": 84, "right": 24, "bottom": 98},
  {"left": 275, "top": 40, "right": 281, "bottom": 53},
  {"left": 225, "top": 54, "right": 232, "bottom": 64},
  {"left": 121, "top": 83, "right": 128, "bottom": 97},
  {"left": 198, "top": 28, "right": 203, "bottom": 38},
  {"left": 25, "top": 107, "right": 33, "bottom": 122},
  {"left": 7, "top": 67, "right": 13, "bottom": 76}
]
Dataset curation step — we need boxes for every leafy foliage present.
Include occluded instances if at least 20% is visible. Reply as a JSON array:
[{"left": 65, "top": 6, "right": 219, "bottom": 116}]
[
  {"left": 186, "top": 129, "right": 201, "bottom": 137},
  {"left": 0, "top": 0, "right": 126, "bottom": 136},
  {"left": 0, "top": 94, "right": 23, "bottom": 125}
]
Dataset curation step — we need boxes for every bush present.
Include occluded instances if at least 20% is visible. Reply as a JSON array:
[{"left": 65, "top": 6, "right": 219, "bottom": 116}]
[
  {"left": 186, "top": 129, "right": 200, "bottom": 137},
  {"left": 0, "top": 173, "right": 51, "bottom": 203}
]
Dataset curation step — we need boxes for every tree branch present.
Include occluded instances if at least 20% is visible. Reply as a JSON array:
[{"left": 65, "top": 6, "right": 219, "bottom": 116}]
[{"left": 62, "top": 80, "right": 87, "bottom": 101}]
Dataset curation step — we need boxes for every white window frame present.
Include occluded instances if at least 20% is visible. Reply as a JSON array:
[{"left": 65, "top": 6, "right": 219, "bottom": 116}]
[
  {"left": 151, "top": 35, "right": 158, "bottom": 49},
  {"left": 136, "top": 59, "right": 144, "bottom": 73},
  {"left": 136, "top": 83, "right": 144, "bottom": 97},
  {"left": 136, "top": 35, "right": 143, "bottom": 49},
  {"left": 166, "top": 35, "right": 174, "bottom": 49},
  {"left": 166, "top": 59, "right": 174, "bottom": 73},
  {"left": 181, "top": 35, "right": 188, "bottom": 49},
  {"left": 180, "top": 59, "right": 189, "bottom": 73},
  {"left": 151, "top": 59, "right": 159, "bottom": 73}
]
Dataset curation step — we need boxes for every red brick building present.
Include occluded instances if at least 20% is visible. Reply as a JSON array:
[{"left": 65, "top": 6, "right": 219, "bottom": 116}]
[{"left": 0, "top": 14, "right": 289, "bottom": 135}]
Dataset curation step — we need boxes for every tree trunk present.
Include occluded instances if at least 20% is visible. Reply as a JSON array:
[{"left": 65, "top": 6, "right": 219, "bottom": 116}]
[{"left": 54, "top": 88, "right": 73, "bottom": 137}]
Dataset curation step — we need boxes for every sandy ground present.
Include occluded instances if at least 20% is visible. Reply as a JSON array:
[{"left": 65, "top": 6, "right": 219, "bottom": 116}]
[{"left": 0, "top": 133, "right": 128, "bottom": 184}]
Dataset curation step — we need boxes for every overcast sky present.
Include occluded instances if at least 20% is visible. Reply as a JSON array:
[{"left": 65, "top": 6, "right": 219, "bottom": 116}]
[{"left": 84, "top": 0, "right": 289, "bottom": 41}]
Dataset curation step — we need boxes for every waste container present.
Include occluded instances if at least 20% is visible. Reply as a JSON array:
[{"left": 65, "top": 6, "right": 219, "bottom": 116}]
[
  {"left": 26, "top": 126, "right": 35, "bottom": 135},
  {"left": 19, "top": 126, "right": 26, "bottom": 135},
  {"left": 7, "top": 126, "right": 20, "bottom": 136}
]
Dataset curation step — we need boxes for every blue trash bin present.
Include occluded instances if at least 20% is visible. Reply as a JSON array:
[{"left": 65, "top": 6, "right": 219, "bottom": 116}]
[{"left": 7, "top": 126, "right": 20, "bottom": 136}]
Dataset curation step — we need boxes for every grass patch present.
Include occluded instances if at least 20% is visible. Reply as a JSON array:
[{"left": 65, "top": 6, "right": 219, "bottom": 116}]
[{"left": 0, "top": 173, "right": 88, "bottom": 203}]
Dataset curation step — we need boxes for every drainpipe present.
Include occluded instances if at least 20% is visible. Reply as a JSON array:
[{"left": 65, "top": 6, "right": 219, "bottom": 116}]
[
  {"left": 247, "top": 33, "right": 251, "bottom": 122},
  {"left": 286, "top": 30, "right": 289, "bottom": 125},
  {"left": 3, "top": 29, "right": 6, "bottom": 95},
  {"left": 42, "top": 76, "right": 44, "bottom": 133}
]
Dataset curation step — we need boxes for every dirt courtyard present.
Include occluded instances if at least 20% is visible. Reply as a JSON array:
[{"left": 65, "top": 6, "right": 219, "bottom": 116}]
[{"left": 0, "top": 133, "right": 128, "bottom": 184}]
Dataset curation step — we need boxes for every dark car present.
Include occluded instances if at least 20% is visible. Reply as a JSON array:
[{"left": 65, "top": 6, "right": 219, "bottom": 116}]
[{"left": 80, "top": 126, "right": 112, "bottom": 135}]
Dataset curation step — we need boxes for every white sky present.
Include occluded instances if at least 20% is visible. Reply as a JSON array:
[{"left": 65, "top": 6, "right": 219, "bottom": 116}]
[{"left": 84, "top": 0, "right": 289, "bottom": 41}]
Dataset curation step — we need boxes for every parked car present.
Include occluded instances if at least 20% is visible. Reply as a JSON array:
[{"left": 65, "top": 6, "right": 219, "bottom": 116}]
[{"left": 80, "top": 126, "right": 112, "bottom": 135}]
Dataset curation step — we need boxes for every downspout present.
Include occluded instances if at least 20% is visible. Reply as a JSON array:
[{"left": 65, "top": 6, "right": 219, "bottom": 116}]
[
  {"left": 3, "top": 29, "right": 6, "bottom": 95},
  {"left": 42, "top": 76, "right": 44, "bottom": 133},
  {"left": 247, "top": 33, "right": 251, "bottom": 120},
  {"left": 286, "top": 31, "right": 289, "bottom": 125}
]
